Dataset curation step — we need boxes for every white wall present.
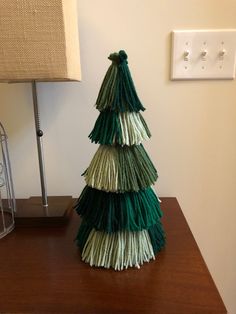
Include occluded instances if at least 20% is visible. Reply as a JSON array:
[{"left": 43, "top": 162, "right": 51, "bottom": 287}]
[{"left": 0, "top": 0, "right": 236, "bottom": 312}]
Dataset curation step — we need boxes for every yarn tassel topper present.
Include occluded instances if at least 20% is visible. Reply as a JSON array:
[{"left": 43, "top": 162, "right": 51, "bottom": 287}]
[{"left": 96, "top": 50, "right": 145, "bottom": 112}]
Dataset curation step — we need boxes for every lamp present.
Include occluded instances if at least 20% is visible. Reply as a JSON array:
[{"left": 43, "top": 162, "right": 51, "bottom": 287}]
[{"left": 0, "top": 0, "right": 81, "bottom": 226}]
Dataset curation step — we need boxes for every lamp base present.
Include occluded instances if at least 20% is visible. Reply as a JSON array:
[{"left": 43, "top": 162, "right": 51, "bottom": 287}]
[{"left": 14, "top": 196, "right": 74, "bottom": 227}]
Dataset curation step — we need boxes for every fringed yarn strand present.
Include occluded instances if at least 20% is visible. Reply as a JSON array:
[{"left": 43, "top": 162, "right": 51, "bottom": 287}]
[
  {"left": 96, "top": 51, "right": 145, "bottom": 112},
  {"left": 75, "top": 221, "right": 92, "bottom": 251},
  {"left": 84, "top": 145, "right": 157, "bottom": 192},
  {"left": 84, "top": 146, "right": 119, "bottom": 191},
  {"left": 74, "top": 186, "right": 163, "bottom": 233},
  {"left": 118, "top": 112, "right": 151, "bottom": 145},
  {"left": 88, "top": 110, "right": 122, "bottom": 145},
  {"left": 96, "top": 63, "right": 118, "bottom": 111},
  {"left": 148, "top": 222, "right": 166, "bottom": 254},
  {"left": 81, "top": 229, "right": 155, "bottom": 270},
  {"left": 89, "top": 111, "right": 151, "bottom": 146}
]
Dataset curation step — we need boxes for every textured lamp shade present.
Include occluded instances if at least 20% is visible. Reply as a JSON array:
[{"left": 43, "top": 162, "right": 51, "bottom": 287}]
[{"left": 0, "top": 0, "right": 81, "bottom": 82}]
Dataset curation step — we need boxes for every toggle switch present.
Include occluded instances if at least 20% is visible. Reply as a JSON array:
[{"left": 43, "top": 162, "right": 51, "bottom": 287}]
[
  {"left": 219, "top": 49, "right": 226, "bottom": 59},
  {"left": 183, "top": 50, "right": 190, "bottom": 61},
  {"left": 201, "top": 49, "right": 207, "bottom": 60}
]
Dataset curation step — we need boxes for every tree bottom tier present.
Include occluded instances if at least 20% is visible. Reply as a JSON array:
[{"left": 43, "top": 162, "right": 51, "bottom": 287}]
[{"left": 76, "top": 222, "right": 165, "bottom": 271}]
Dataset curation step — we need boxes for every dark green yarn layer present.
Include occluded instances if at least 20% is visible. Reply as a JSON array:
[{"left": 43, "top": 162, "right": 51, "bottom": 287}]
[
  {"left": 74, "top": 186, "right": 163, "bottom": 233},
  {"left": 148, "top": 222, "right": 166, "bottom": 255},
  {"left": 89, "top": 110, "right": 151, "bottom": 145},
  {"left": 96, "top": 50, "right": 145, "bottom": 112}
]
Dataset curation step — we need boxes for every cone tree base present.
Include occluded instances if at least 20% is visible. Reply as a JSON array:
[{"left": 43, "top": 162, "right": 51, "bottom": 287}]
[{"left": 14, "top": 196, "right": 74, "bottom": 227}]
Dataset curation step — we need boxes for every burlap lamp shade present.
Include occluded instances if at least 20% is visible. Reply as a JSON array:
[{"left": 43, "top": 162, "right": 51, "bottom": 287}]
[
  {"left": 0, "top": 0, "right": 81, "bottom": 225},
  {"left": 0, "top": 0, "right": 81, "bottom": 82}
]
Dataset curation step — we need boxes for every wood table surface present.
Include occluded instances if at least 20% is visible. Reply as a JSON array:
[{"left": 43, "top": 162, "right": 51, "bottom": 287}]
[{"left": 0, "top": 198, "right": 226, "bottom": 314}]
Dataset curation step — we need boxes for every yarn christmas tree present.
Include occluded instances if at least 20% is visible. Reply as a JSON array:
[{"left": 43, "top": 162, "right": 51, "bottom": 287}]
[{"left": 75, "top": 50, "right": 165, "bottom": 270}]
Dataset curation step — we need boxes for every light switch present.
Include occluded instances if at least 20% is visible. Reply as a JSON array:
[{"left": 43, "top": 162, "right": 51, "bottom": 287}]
[{"left": 171, "top": 29, "right": 236, "bottom": 80}]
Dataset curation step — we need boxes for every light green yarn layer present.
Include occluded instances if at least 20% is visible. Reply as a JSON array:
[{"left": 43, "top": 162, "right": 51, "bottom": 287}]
[
  {"left": 84, "top": 144, "right": 157, "bottom": 192},
  {"left": 81, "top": 228, "right": 155, "bottom": 271}
]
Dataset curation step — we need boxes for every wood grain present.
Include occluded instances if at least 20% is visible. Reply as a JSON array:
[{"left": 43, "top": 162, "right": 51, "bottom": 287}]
[{"left": 0, "top": 198, "right": 226, "bottom": 314}]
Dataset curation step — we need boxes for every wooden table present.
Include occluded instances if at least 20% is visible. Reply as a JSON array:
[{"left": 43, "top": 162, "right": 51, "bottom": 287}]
[{"left": 0, "top": 198, "right": 226, "bottom": 314}]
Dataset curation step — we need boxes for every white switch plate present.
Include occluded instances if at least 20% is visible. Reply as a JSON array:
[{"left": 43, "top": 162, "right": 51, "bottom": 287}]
[{"left": 171, "top": 29, "right": 236, "bottom": 80}]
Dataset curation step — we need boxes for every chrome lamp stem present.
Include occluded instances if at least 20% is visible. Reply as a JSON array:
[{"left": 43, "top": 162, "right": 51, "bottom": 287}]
[{"left": 32, "top": 81, "right": 48, "bottom": 208}]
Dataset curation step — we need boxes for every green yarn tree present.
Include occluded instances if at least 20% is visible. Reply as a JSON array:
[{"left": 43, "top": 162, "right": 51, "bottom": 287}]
[{"left": 75, "top": 50, "right": 165, "bottom": 270}]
